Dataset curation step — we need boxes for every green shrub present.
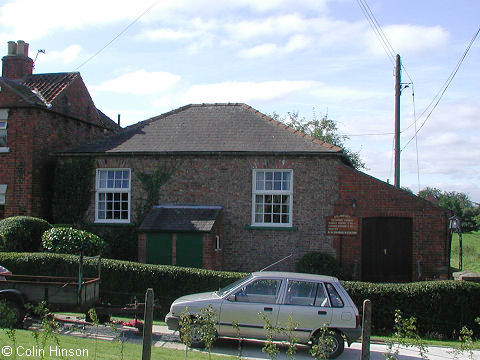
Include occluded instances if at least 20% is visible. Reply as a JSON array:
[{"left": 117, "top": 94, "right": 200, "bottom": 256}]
[
  {"left": 0, "top": 216, "right": 52, "bottom": 251},
  {"left": 296, "top": 251, "right": 341, "bottom": 277},
  {"left": 82, "top": 225, "right": 138, "bottom": 261},
  {"left": 41, "top": 228, "right": 107, "bottom": 256}
]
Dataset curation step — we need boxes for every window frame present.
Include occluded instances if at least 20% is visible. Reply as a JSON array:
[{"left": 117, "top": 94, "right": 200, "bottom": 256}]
[
  {"left": 251, "top": 169, "right": 293, "bottom": 227},
  {"left": 0, "top": 184, "right": 6, "bottom": 206},
  {"left": 95, "top": 168, "right": 131, "bottom": 224},
  {"left": 0, "top": 120, "right": 7, "bottom": 149}
]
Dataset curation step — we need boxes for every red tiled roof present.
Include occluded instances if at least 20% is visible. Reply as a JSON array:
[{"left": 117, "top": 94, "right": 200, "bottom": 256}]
[{"left": 21, "top": 72, "right": 78, "bottom": 104}]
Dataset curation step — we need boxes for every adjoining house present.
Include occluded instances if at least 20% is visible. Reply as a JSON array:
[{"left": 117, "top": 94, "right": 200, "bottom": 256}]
[
  {"left": 61, "top": 103, "right": 451, "bottom": 281},
  {"left": 0, "top": 41, "right": 119, "bottom": 219}
]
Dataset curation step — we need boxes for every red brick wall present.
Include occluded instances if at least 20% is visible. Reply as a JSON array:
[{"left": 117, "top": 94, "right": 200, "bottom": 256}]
[
  {"left": 333, "top": 164, "right": 450, "bottom": 280},
  {"left": 83, "top": 155, "right": 449, "bottom": 280},
  {"left": 0, "top": 106, "right": 114, "bottom": 220},
  {"left": 50, "top": 75, "right": 102, "bottom": 126}
]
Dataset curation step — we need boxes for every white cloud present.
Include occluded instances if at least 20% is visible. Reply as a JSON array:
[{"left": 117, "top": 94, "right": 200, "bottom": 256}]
[
  {"left": 92, "top": 70, "right": 181, "bottom": 95},
  {"left": 182, "top": 80, "right": 315, "bottom": 104},
  {"left": 239, "top": 43, "right": 278, "bottom": 58},
  {"left": 141, "top": 28, "right": 195, "bottom": 41},
  {"left": 366, "top": 24, "right": 449, "bottom": 56}
]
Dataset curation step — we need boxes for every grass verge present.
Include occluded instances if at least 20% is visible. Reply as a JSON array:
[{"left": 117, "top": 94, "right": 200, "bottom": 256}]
[
  {"left": 0, "top": 329, "right": 233, "bottom": 360},
  {"left": 451, "top": 231, "right": 480, "bottom": 273}
]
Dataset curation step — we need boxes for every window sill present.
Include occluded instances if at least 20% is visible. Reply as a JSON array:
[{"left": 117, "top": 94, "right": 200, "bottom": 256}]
[
  {"left": 92, "top": 221, "right": 132, "bottom": 227},
  {"left": 0, "top": 147, "right": 10, "bottom": 153},
  {"left": 245, "top": 225, "right": 298, "bottom": 231}
]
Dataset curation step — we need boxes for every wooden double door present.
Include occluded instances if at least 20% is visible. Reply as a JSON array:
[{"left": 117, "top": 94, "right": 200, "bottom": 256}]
[{"left": 361, "top": 217, "right": 413, "bottom": 282}]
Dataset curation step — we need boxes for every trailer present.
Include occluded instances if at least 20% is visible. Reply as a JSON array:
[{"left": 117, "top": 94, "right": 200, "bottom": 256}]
[{"left": 0, "top": 255, "right": 101, "bottom": 326}]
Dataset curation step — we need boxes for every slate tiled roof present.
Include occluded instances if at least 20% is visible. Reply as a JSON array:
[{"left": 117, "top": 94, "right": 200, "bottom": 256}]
[
  {"left": 66, "top": 103, "right": 343, "bottom": 155},
  {"left": 139, "top": 205, "right": 222, "bottom": 232}
]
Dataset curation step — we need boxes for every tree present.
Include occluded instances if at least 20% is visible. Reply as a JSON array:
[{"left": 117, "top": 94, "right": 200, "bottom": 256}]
[
  {"left": 272, "top": 111, "right": 367, "bottom": 170},
  {"left": 418, "top": 187, "right": 480, "bottom": 232}
]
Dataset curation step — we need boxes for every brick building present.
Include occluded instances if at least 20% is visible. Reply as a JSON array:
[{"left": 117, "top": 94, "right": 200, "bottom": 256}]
[
  {"left": 61, "top": 103, "right": 450, "bottom": 281},
  {"left": 0, "top": 40, "right": 120, "bottom": 219}
]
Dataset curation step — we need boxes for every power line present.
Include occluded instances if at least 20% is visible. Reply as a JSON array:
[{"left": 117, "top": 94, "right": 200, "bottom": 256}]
[
  {"left": 402, "top": 25, "right": 480, "bottom": 151},
  {"left": 356, "top": 0, "right": 396, "bottom": 64},
  {"left": 74, "top": 1, "right": 159, "bottom": 71}
]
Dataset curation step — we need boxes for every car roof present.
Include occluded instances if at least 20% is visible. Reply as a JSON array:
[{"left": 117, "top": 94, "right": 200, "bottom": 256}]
[{"left": 251, "top": 271, "right": 339, "bottom": 282}]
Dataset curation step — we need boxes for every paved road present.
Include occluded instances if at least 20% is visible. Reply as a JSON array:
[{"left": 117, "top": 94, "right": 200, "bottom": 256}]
[{"left": 39, "top": 316, "right": 480, "bottom": 360}]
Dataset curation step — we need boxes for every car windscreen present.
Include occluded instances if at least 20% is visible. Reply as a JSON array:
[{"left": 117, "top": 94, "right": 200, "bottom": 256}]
[{"left": 216, "top": 275, "right": 253, "bottom": 296}]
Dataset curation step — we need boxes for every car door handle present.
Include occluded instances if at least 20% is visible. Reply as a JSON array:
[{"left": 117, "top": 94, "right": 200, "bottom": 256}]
[
  {"left": 318, "top": 310, "right": 327, "bottom": 315},
  {"left": 264, "top": 307, "right": 273, "bottom": 312}
]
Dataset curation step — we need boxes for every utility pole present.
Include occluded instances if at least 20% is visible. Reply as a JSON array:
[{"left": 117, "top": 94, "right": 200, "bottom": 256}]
[{"left": 394, "top": 54, "right": 401, "bottom": 188}]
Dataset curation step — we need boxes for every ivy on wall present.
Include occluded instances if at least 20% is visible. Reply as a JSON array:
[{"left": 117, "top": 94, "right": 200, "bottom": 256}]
[
  {"left": 52, "top": 157, "right": 94, "bottom": 225},
  {"left": 135, "top": 160, "right": 179, "bottom": 224}
]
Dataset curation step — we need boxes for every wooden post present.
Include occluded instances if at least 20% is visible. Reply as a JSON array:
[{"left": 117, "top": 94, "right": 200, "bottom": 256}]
[
  {"left": 458, "top": 232, "right": 463, "bottom": 270},
  {"left": 142, "top": 288, "right": 154, "bottom": 360},
  {"left": 361, "top": 299, "right": 371, "bottom": 360}
]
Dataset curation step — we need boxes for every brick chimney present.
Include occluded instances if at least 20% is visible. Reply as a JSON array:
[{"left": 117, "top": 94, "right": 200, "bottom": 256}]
[{"left": 2, "top": 40, "right": 34, "bottom": 80}]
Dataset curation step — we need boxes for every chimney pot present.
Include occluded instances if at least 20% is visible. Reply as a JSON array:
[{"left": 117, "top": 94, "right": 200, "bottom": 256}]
[
  {"left": 7, "top": 41, "right": 17, "bottom": 55},
  {"left": 17, "top": 40, "right": 26, "bottom": 56}
]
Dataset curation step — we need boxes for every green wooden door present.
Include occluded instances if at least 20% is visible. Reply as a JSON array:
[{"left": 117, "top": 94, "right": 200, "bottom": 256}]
[
  {"left": 146, "top": 233, "right": 172, "bottom": 265},
  {"left": 176, "top": 233, "right": 203, "bottom": 268}
]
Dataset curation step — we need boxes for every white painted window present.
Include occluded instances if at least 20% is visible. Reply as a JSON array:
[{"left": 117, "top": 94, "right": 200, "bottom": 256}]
[
  {"left": 0, "top": 184, "right": 6, "bottom": 205},
  {"left": 95, "top": 169, "right": 131, "bottom": 223},
  {"left": 252, "top": 169, "right": 293, "bottom": 227},
  {"left": 0, "top": 120, "right": 7, "bottom": 148}
]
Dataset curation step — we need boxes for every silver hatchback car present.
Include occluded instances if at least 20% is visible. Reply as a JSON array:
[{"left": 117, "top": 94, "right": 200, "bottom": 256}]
[{"left": 166, "top": 271, "right": 361, "bottom": 358}]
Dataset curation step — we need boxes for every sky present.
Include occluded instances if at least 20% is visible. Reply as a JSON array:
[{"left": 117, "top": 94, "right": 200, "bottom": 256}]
[{"left": 1, "top": 0, "right": 479, "bottom": 202}]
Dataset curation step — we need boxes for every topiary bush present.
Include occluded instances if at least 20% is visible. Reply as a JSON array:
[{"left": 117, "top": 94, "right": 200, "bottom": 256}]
[
  {"left": 41, "top": 227, "right": 107, "bottom": 256},
  {"left": 296, "top": 251, "right": 341, "bottom": 277},
  {"left": 0, "top": 216, "right": 52, "bottom": 252}
]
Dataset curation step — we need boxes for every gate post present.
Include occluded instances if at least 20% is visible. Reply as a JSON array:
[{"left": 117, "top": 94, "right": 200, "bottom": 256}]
[
  {"left": 361, "top": 299, "right": 371, "bottom": 360},
  {"left": 142, "top": 288, "right": 154, "bottom": 360}
]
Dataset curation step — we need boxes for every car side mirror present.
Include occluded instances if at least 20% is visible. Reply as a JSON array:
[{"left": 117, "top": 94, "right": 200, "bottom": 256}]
[{"left": 227, "top": 294, "right": 236, "bottom": 302}]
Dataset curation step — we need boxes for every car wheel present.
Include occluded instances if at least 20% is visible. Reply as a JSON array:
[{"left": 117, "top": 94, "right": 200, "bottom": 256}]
[
  {"left": 180, "top": 322, "right": 205, "bottom": 348},
  {"left": 311, "top": 330, "right": 344, "bottom": 359}
]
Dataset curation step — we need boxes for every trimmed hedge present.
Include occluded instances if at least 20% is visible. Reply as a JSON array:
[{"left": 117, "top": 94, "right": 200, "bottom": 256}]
[
  {"left": 0, "top": 252, "right": 246, "bottom": 319},
  {"left": 0, "top": 252, "right": 478, "bottom": 337},
  {"left": 0, "top": 217, "right": 52, "bottom": 252},
  {"left": 342, "top": 280, "right": 480, "bottom": 337},
  {"left": 42, "top": 228, "right": 107, "bottom": 256}
]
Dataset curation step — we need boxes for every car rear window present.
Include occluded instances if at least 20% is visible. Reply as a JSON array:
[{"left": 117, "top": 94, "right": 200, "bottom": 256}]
[{"left": 325, "top": 283, "right": 344, "bottom": 307}]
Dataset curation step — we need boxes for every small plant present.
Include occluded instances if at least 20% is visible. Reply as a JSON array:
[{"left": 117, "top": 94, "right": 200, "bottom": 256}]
[
  {"left": 450, "top": 325, "right": 476, "bottom": 360},
  {"left": 283, "top": 313, "right": 299, "bottom": 359},
  {"left": 259, "top": 312, "right": 280, "bottom": 360},
  {"left": 0, "top": 300, "right": 17, "bottom": 360},
  {"left": 88, "top": 308, "right": 100, "bottom": 360},
  {"left": 179, "top": 307, "right": 194, "bottom": 359},
  {"left": 232, "top": 320, "right": 243, "bottom": 359},
  {"left": 199, "top": 305, "right": 217, "bottom": 359},
  {"left": 107, "top": 319, "right": 126, "bottom": 360},
  {"left": 26, "top": 302, "right": 61, "bottom": 360},
  {"left": 310, "top": 325, "right": 337, "bottom": 360},
  {"left": 384, "top": 310, "right": 428, "bottom": 360}
]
